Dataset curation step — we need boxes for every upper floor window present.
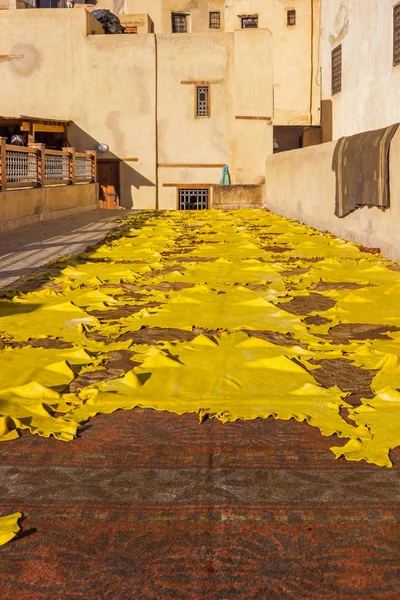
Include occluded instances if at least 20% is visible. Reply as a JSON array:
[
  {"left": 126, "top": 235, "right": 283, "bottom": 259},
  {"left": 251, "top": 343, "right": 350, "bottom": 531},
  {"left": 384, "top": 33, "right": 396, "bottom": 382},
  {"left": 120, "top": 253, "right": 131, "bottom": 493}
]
[
  {"left": 241, "top": 15, "right": 258, "bottom": 29},
  {"left": 196, "top": 86, "right": 210, "bottom": 117},
  {"left": 172, "top": 13, "right": 188, "bottom": 33},
  {"left": 287, "top": 10, "right": 296, "bottom": 26},
  {"left": 394, "top": 4, "right": 400, "bottom": 66},
  {"left": 209, "top": 11, "right": 221, "bottom": 29},
  {"left": 332, "top": 45, "right": 342, "bottom": 95}
]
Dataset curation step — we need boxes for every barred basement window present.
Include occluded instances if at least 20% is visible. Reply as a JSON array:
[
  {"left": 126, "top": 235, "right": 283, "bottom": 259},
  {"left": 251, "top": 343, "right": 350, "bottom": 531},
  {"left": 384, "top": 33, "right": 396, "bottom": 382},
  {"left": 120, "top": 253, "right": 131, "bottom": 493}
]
[
  {"left": 172, "top": 13, "right": 187, "bottom": 33},
  {"left": 332, "top": 45, "right": 342, "bottom": 95},
  {"left": 241, "top": 15, "right": 258, "bottom": 29},
  {"left": 287, "top": 10, "right": 296, "bottom": 26},
  {"left": 196, "top": 86, "right": 209, "bottom": 117},
  {"left": 394, "top": 4, "right": 400, "bottom": 66},
  {"left": 209, "top": 11, "right": 220, "bottom": 29},
  {"left": 179, "top": 188, "right": 209, "bottom": 210}
]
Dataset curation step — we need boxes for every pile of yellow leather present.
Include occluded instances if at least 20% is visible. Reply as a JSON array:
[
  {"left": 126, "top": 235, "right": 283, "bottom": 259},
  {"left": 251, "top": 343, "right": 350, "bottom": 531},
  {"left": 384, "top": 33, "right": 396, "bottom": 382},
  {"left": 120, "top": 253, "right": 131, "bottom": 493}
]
[
  {"left": 0, "top": 208, "right": 400, "bottom": 471},
  {"left": 0, "top": 512, "right": 21, "bottom": 546}
]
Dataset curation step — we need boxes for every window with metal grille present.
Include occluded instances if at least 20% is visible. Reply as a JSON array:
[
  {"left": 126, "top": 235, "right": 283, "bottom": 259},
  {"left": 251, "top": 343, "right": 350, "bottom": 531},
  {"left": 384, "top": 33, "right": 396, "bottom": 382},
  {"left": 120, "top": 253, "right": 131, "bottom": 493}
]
[
  {"left": 331, "top": 45, "right": 342, "bottom": 95},
  {"left": 172, "top": 13, "right": 187, "bottom": 33},
  {"left": 394, "top": 4, "right": 400, "bottom": 66},
  {"left": 287, "top": 10, "right": 296, "bottom": 26},
  {"left": 209, "top": 11, "right": 221, "bottom": 29},
  {"left": 179, "top": 188, "right": 209, "bottom": 210},
  {"left": 196, "top": 86, "right": 209, "bottom": 117},
  {"left": 241, "top": 15, "right": 258, "bottom": 29}
]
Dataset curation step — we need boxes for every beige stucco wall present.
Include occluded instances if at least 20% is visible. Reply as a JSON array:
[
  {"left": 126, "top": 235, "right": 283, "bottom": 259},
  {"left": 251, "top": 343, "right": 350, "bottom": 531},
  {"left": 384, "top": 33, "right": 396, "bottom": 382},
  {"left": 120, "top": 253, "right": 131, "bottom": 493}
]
[
  {"left": 100, "top": 0, "right": 321, "bottom": 127},
  {"left": 0, "top": 9, "right": 157, "bottom": 210},
  {"left": 0, "top": 184, "right": 98, "bottom": 232},
  {"left": 233, "top": 30, "right": 273, "bottom": 183},
  {"left": 123, "top": 0, "right": 225, "bottom": 33},
  {"left": 119, "top": 13, "right": 153, "bottom": 33},
  {"left": 321, "top": 0, "right": 400, "bottom": 139},
  {"left": 265, "top": 131, "right": 400, "bottom": 261},
  {"left": 0, "top": 10, "right": 273, "bottom": 210},
  {"left": 68, "top": 32, "right": 157, "bottom": 210},
  {"left": 224, "top": 0, "right": 321, "bottom": 126},
  {"left": 157, "top": 55, "right": 226, "bottom": 210},
  {"left": 156, "top": 29, "right": 273, "bottom": 209}
]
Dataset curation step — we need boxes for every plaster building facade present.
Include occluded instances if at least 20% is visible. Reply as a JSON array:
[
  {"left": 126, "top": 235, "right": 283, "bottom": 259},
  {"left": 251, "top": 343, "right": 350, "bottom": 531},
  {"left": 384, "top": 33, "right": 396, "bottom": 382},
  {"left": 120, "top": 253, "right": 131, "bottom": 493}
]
[
  {"left": 100, "top": 0, "right": 322, "bottom": 152},
  {"left": 265, "top": 0, "right": 400, "bottom": 261},
  {"left": 320, "top": 0, "right": 400, "bottom": 139},
  {"left": 0, "top": 2, "right": 322, "bottom": 209},
  {"left": 102, "top": 0, "right": 321, "bottom": 128},
  {"left": 0, "top": 0, "right": 92, "bottom": 8},
  {"left": 0, "top": 9, "right": 275, "bottom": 209}
]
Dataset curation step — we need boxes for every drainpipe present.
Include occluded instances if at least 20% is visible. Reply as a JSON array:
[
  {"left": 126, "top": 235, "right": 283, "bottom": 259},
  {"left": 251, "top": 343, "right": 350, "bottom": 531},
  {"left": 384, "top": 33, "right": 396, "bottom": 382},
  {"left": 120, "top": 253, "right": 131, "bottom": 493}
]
[
  {"left": 155, "top": 33, "right": 159, "bottom": 210},
  {"left": 309, "top": 0, "right": 314, "bottom": 125}
]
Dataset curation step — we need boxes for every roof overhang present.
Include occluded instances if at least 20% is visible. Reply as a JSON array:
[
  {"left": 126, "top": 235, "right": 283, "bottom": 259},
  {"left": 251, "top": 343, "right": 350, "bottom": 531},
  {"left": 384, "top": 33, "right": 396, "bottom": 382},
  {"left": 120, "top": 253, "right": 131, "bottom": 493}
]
[{"left": 0, "top": 116, "right": 71, "bottom": 131}]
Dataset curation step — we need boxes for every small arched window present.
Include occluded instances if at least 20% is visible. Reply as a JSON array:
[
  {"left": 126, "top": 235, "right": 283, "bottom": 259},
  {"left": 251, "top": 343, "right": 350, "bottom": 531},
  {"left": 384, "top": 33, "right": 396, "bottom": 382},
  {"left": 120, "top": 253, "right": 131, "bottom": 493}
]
[{"left": 196, "top": 86, "right": 210, "bottom": 117}]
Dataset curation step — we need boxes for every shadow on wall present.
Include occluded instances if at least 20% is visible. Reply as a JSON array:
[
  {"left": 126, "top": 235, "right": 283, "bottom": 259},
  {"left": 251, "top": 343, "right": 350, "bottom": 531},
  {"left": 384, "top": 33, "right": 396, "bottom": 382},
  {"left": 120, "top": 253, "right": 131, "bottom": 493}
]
[
  {"left": 67, "top": 123, "right": 155, "bottom": 209},
  {"left": 119, "top": 162, "right": 155, "bottom": 189}
]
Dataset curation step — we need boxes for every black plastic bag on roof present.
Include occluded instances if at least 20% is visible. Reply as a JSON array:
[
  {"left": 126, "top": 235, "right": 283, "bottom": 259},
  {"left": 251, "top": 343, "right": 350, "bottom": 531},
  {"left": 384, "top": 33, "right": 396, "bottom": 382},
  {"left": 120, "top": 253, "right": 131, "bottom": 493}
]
[{"left": 91, "top": 9, "right": 126, "bottom": 34}]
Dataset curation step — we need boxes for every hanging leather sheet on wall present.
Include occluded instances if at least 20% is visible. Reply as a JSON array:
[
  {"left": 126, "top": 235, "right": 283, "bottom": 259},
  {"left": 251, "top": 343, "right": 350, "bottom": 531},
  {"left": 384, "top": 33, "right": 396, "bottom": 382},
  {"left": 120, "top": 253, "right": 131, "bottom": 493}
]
[{"left": 332, "top": 123, "right": 399, "bottom": 218}]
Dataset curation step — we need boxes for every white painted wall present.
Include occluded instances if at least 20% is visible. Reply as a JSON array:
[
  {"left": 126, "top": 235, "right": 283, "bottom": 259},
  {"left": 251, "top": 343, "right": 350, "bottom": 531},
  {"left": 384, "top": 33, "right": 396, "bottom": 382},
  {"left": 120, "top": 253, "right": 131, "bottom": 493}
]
[{"left": 321, "top": 0, "right": 400, "bottom": 139}]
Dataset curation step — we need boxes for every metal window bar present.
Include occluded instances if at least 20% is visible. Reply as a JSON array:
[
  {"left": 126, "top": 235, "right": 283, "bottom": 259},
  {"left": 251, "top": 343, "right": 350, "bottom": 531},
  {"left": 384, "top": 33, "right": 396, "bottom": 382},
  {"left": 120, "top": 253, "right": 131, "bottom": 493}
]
[
  {"left": 287, "top": 10, "right": 296, "bottom": 26},
  {"left": 45, "top": 153, "right": 70, "bottom": 183},
  {"left": 394, "top": 5, "right": 400, "bottom": 66},
  {"left": 209, "top": 11, "right": 220, "bottom": 29},
  {"left": 179, "top": 188, "right": 209, "bottom": 210},
  {"left": 75, "top": 156, "right": 92, "bottom": 180},
  {"left": 332, "top": 45, "right": 342, "bottom": 95},
  {"left": 6, "top": 150, "right": 38, "bottom": 185},
  {"left": 241, "top": 16, "right": 258, "bottom": 29},
  {"left": 196, "top": 86, "right": 209, "bottom": 117},
  {"left": 172, "top": 13, "right": 187, "bottom": 33}
]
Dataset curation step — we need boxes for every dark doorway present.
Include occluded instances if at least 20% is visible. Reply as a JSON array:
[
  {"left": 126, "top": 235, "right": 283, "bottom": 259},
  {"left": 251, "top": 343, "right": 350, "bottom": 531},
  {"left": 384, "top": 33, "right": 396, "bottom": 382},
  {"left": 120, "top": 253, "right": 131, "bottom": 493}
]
[{"left": 97, "top": 161, "right": 120, "bottom": 209}]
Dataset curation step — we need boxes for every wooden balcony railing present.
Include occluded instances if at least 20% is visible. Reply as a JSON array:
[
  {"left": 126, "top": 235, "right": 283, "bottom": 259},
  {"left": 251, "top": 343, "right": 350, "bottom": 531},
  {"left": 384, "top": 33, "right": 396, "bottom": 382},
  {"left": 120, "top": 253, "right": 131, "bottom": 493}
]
[{"left": 0, "top": 138, "right": 96, "bottom": 192}]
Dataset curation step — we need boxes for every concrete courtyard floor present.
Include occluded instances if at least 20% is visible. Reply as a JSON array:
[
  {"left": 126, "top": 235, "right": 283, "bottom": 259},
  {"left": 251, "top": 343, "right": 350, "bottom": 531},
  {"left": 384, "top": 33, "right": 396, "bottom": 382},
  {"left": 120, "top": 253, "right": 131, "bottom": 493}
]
[
  {"left": 0, "top": 209, "right": 137, "bottom": 289},
  {"left": 0, "top": 209, "right": 400, "bottom": 599}
]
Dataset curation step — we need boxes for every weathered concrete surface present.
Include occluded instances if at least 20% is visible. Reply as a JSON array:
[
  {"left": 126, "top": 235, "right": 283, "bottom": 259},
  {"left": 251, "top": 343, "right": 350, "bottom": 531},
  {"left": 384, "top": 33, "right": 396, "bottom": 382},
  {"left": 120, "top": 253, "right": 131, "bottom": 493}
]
[
  {"left": 212, "top": 184, "right": 264, "bottom": 209},
  {"left": 0, "top": 184, "right": 99, "bottom": 233},
  {"left": 0, "top": 208, "right": 137, "bottom": 289}
]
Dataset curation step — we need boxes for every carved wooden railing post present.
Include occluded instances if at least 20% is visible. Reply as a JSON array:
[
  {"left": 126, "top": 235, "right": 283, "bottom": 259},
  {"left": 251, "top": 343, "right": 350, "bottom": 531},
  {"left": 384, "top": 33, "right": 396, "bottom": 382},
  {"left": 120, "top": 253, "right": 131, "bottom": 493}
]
[
  {"left": 63, "top": 146, "right": 76, "bottom": 185},
  {"left": 0, "top": 137, "right": 7, "bottom": 192},
  {"left": 29, "top": 143, "right": 46, "bottom": 187},
  {"left": 86, "top": 150, "right": 97, "bottom": 182}
]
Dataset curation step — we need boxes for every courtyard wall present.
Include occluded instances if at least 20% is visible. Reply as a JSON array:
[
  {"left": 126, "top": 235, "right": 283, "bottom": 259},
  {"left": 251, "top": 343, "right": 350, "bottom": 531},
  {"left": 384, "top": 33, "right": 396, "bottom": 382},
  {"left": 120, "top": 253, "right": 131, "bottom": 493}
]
[
  {"left": 265, "top": 131, "right": 400, "bottom": 261},
  {"left": 0, "top": 184, "right": 99, "bottom": 232}
]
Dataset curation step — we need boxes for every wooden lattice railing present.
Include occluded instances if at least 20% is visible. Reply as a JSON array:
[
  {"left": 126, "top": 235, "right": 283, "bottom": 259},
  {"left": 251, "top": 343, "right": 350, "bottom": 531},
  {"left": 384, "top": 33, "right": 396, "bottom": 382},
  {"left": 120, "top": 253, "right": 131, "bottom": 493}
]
[{"left": 0, "top": 138, "right": 96, "bottom": 191}]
